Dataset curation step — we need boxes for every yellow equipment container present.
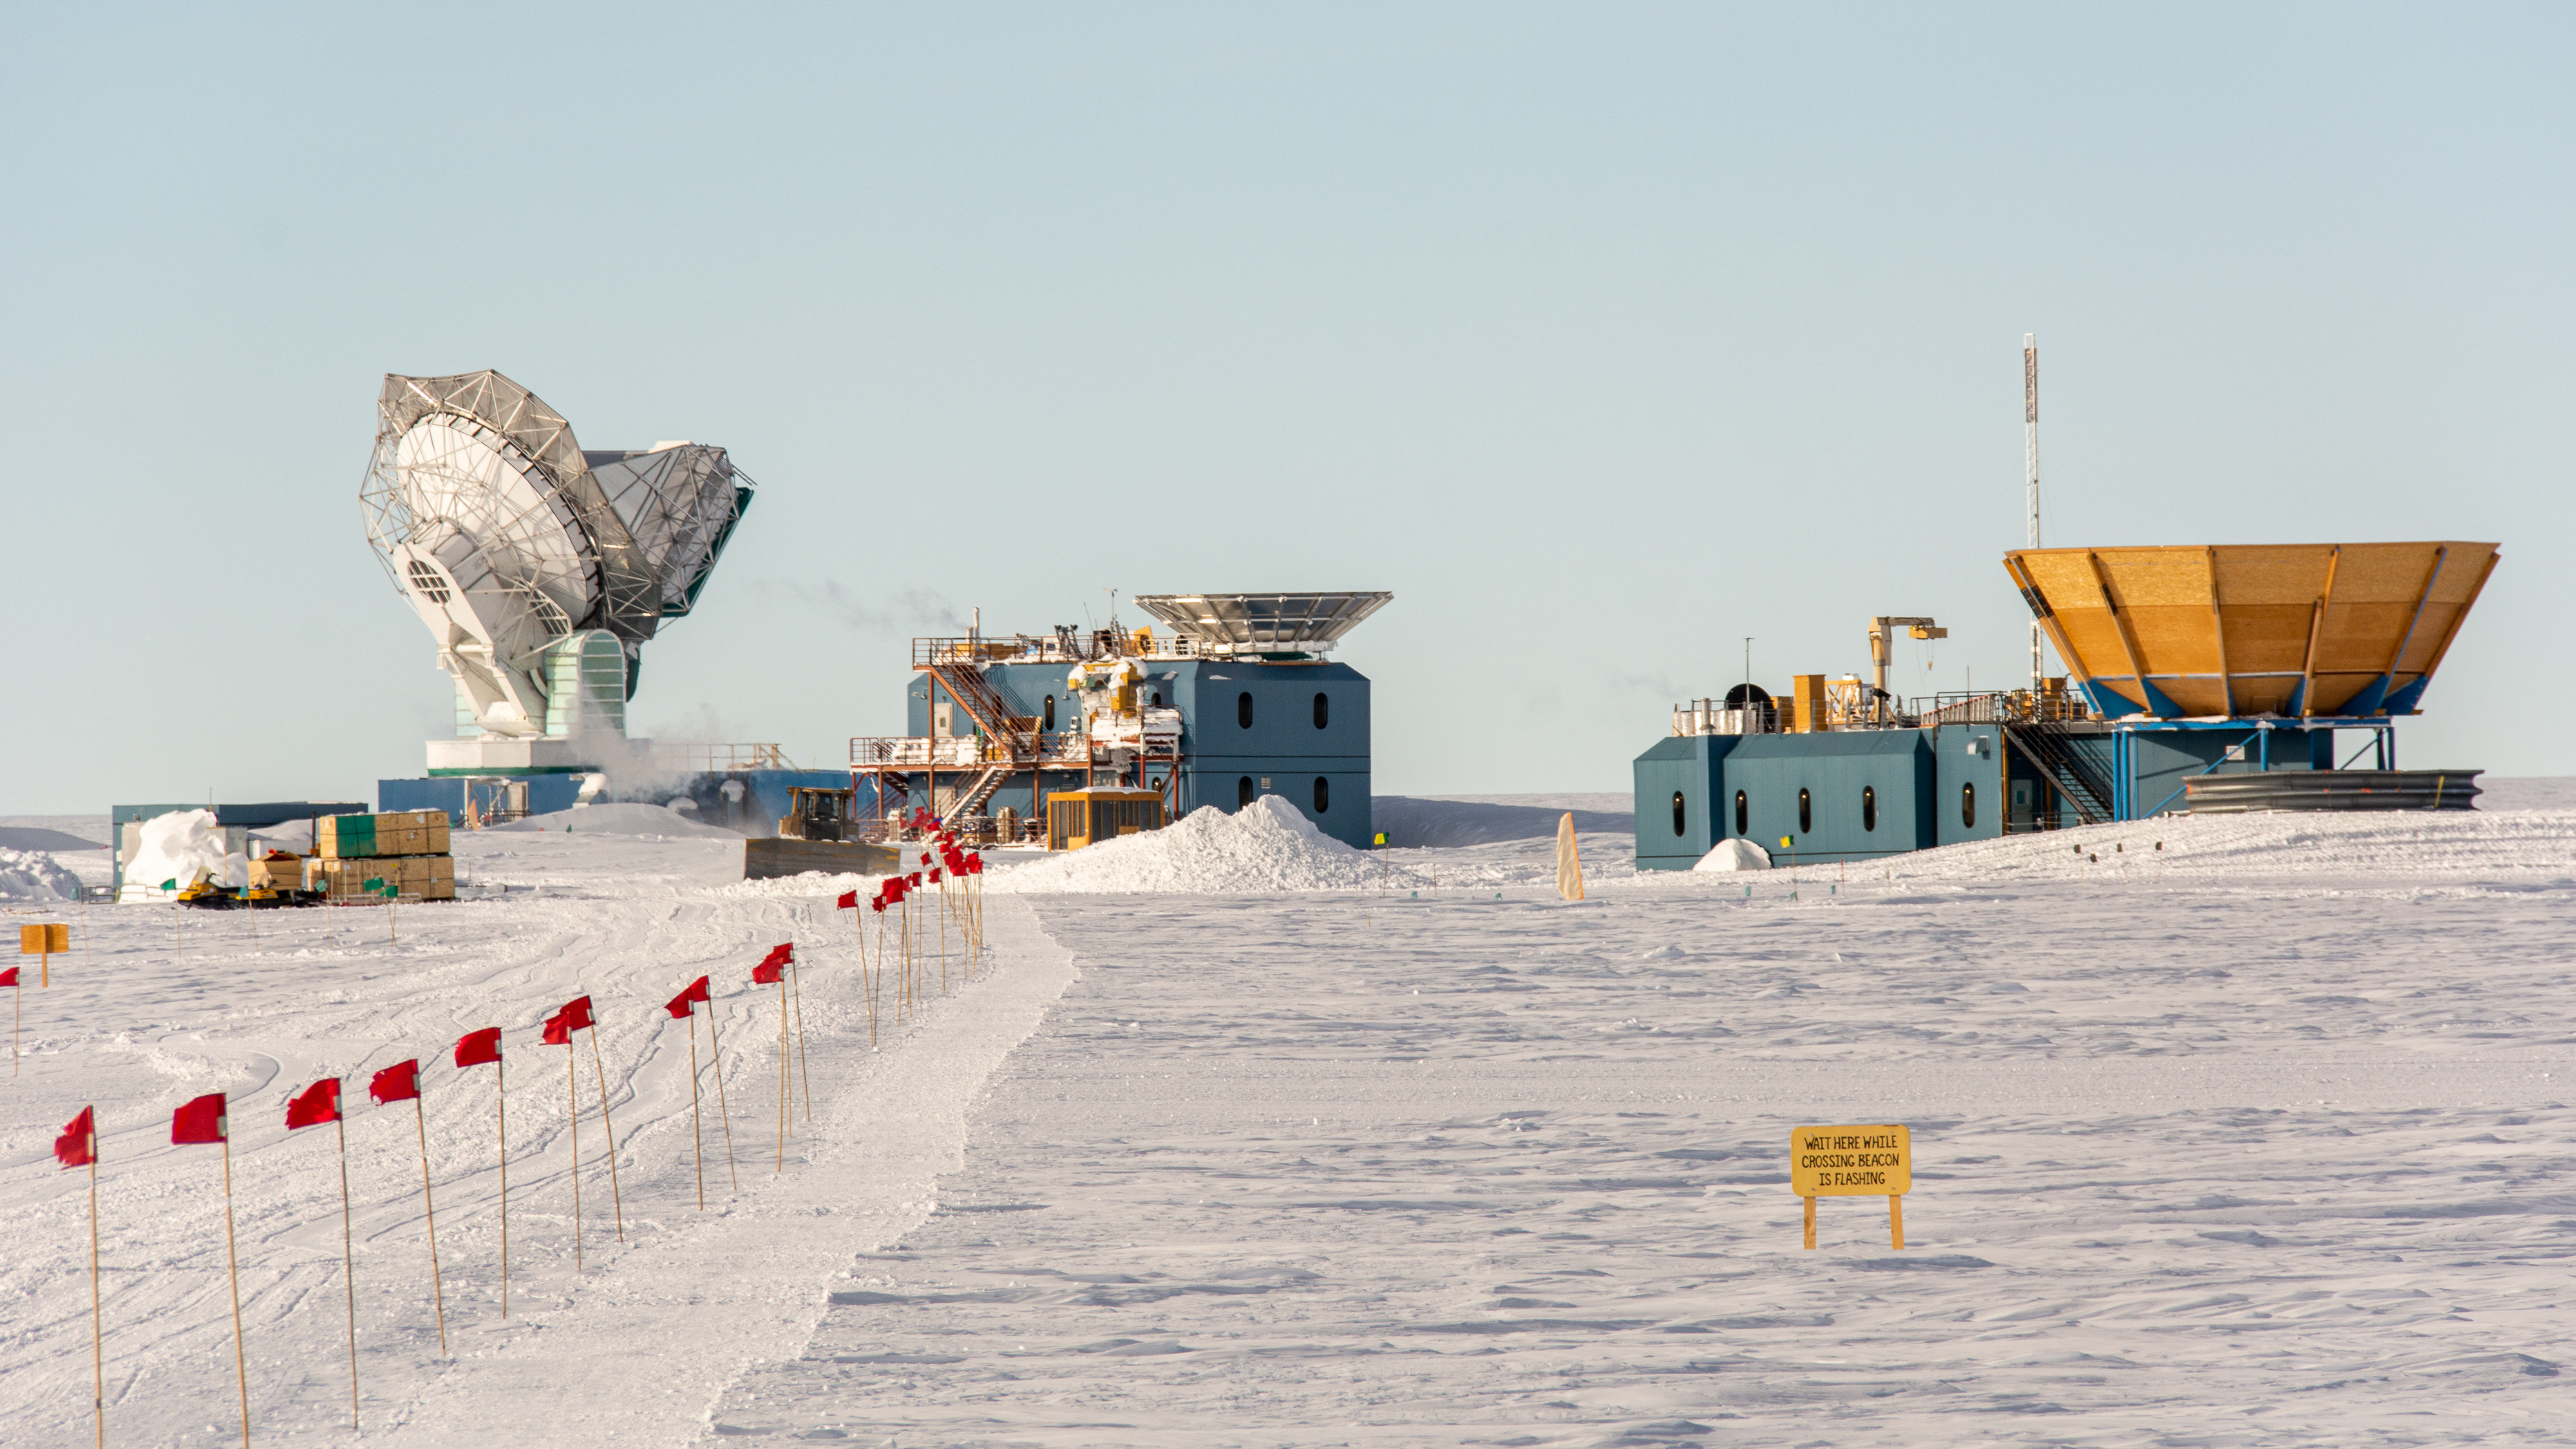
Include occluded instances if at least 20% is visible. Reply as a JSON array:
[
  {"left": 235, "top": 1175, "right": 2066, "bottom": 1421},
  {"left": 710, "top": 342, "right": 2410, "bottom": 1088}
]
[
  {"left": 2003, "top": 542, "right": 2499, "bottom": 719},
  {"left": 1045, "top": 787, "right": 1165, "bottom": 851},
  {"left": 1788, "top": 674, "right": 1829, "bottom": 732}
]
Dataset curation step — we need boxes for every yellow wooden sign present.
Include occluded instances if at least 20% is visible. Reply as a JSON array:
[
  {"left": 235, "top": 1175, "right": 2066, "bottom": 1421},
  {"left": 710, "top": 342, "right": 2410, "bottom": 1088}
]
[
  {"left": 1790, "top": 1123, "right": 1911, "bottom": 1249},
  {"left": 20, "top": 922, "right": 70, "bottom": 988}
]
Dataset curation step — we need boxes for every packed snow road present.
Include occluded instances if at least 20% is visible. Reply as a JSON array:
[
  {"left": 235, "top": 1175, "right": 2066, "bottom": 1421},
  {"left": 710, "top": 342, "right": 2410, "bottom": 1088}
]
[
  {"left": 712, "top": 819, "right": 2576, "bottom": 1447},
  {"left": 5, "top": 804, "right": 2575, "bottom": 1446}
]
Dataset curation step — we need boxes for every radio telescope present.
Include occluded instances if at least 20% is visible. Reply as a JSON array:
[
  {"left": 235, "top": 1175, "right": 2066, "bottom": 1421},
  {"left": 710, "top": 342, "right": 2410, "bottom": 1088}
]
[{"left": 359, "top": 371, "right": 754, "bottom": 757}]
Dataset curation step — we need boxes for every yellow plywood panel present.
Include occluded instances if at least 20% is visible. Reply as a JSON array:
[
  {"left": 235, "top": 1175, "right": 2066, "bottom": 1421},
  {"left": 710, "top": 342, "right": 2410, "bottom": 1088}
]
[
  {"left": 2090, "top": 547, "right": 2211, "bottom": 607},
  {"left": 1790, "top": 1125, "right": 1913, "bottom": 1197},
  {"left": 2210, "top": 544, "right": 2337, "bottom": 604},
  {"left": 2005, "top": 542, "right": 2497, "bottom": 717}
]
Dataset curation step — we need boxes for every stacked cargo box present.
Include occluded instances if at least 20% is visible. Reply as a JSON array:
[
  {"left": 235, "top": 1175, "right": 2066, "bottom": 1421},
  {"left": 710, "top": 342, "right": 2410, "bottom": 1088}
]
[{"left": 309, "top": 809, "right": 456, "bottom": 900}]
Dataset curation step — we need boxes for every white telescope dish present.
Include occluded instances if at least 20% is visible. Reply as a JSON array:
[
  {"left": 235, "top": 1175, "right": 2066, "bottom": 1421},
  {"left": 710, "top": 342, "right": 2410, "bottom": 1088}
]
[{"left": 360, "top": 370, "right": 754, "bottom": 741}]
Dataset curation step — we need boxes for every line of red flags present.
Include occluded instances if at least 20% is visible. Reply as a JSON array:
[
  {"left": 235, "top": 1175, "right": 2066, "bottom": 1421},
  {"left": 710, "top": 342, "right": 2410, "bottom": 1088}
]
[
  {"left": 42, "top": 948, "right": 828, "bottom": 1444},
  {"left": 52, "top": 961, "right": 815, "bottom": 1177}
]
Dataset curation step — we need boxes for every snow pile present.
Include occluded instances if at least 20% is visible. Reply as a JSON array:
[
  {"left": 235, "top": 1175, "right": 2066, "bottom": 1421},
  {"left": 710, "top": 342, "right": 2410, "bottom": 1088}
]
[
  {"left": 491, "top": 802, "right": 743, "bottom": 838},
  {"left": 992, "top": 796, "right": 1413, "bottom": 894},
  {"left": 0, "top": 846, "right": 82, "bottom": 902},
  {"left": 1886, "top": 808, "right": 2576, "bottom": 884},
  {"left": 1691, "top": 838, "right": 1771, "bottom": 872},
  {"left": 117, "top": 808, "right": 243, "bottom": 901}
]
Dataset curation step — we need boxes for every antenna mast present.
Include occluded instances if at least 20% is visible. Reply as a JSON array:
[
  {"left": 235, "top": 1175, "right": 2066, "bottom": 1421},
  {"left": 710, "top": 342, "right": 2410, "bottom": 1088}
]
[{"left": 2024, "top": 333, "right": 2043, "bottom": 692}]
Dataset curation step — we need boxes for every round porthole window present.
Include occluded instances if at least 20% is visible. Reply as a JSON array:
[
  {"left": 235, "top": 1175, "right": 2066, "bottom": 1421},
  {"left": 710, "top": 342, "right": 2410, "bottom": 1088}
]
[
  {"left": 1797, "top": 788, "right": 1812, "bottom": 835},
  {"left": 1672, "top": 790, "right": 1687, "bottom": 837},
  {"left": 1862, "top": 785, "right": 1877, "bottom": 832},
  {"left": 1962, "top": 781, "right": 1977, "bottom": 828},
  {"left": 1734, "top": 790, "right": 1748, "bottom": 836},
  {"left": 1043, "top": 694, "right": 1056, "bottom": 731}
]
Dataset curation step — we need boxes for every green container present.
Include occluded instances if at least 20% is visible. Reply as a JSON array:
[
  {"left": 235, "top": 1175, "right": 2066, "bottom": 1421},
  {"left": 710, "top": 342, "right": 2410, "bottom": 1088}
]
[{"left": 326, "top": 813, "right": 379, "bottom": 858}]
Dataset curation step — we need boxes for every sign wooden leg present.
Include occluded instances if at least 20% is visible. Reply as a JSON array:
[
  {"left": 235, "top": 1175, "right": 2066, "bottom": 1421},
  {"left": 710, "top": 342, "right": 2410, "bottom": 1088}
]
[
  {"left": 1803, "top": 1195, "right": 1816, "bottom": 1250},
  {"left": 1889, "top": 1194, "right": 1905, "bottom": 1250}
]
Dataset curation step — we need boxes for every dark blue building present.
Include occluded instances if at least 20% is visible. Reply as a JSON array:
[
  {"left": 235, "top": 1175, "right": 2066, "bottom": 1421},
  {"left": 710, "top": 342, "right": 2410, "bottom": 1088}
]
[
  {"left": 866, "top": 593, "right": 1392, "bottom": 849},
  {"left": 900, "top": 656, "right": 1375, "bottom": 848}
]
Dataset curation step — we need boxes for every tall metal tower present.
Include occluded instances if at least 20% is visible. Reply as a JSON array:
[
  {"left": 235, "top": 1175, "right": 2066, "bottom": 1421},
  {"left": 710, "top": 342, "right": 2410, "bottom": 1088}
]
[{"left": 2023, "top": 334, "right": 2043, "bottom": 690}]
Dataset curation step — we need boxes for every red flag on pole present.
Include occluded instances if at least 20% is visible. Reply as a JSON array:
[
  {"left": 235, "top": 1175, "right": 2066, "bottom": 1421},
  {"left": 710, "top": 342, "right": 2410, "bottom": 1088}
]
[
  {"left": 759, "top": 942, "right": 793, "bottom": 968},
  {"left": 172, "top": 1092, "right": 227, "bottom": 1144},
  {"left": 752, "top": 959, "right": 784, "bottom": 985},
  {"left": 684, "top": 974, "right": 711, "bottom": 1004},
  {"left": 55, "top": 1106, "right": 95, "bottom": 1168},
  {"left": 370, "top": 1059, "right": 422, "bottom": 1105},
  {"left": 559, "top": 995, "right": 596, "bottom": 1032},
  {"left": 286, "top": 1078, "right": 341, "bottom": 1129},
  {"left": 455, "top": 1027, "right": 502, "bottom": 1068},
  {"left": 664, "top": 985, "right": 696, "bottom": 1019},
  {"left": 0, "top": 966, "right": 17, "bottom": 987},
  {"left": 835, "top": 889, "right": 858, "bottom": 909},
  {"left": 540, "top": 1009, "right": 571, "bottom": 1046}
]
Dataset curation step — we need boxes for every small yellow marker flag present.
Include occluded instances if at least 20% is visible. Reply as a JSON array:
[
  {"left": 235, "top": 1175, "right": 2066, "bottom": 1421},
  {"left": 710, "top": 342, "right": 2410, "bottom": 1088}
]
[{"left": 1779, "top": 835, "right": 1792, "bottom": 849}]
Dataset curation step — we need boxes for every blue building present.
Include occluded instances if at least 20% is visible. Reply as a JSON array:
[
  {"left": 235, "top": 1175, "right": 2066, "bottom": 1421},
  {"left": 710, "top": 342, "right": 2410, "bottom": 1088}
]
[
  {"left": 896, "top": 656, "right": 1374, "bottom": 846},
  {"left": 1637, "top": 540, "right": 2497, "bottom": 868},
  {"left": 862, "top": 593, "right": 1392, "bottom": 849}
]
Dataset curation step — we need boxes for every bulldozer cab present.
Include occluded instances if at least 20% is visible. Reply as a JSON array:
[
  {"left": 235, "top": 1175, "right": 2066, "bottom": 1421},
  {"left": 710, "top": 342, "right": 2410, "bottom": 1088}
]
[{"left": 782, "top": 786, "right": 857, "bottom": 842}]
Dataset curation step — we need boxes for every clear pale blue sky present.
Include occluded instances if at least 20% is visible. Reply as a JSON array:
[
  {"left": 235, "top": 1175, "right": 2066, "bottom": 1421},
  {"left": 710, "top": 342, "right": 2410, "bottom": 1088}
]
[{"left": 5, "top": 5, "right": 2568, "bottom": 813}]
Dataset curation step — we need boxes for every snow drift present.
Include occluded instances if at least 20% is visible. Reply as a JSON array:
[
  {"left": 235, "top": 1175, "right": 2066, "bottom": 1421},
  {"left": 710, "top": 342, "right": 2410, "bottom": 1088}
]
[
  {"left": 1692, "top": 838, "right": 1772, "bottom": 871},
  {"left": 116, "top": 809, "right": 242, "bottom": 901},
  {"left": 491, "top": 802, "right": 743, "bottom": 838},
  {"left": 991, "top": 795, "right": 1411, "bottom": 894},
  {"left": 0, "top": 846, "right": 82, "bottom": 902}
]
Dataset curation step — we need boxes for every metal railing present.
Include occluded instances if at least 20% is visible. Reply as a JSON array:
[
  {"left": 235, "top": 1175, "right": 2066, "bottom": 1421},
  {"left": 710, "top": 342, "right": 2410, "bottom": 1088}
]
[
  {"left": 652, "top": 742, "right": 799, "bottom": 772},
  {"left": 1909, "top": 690, "right": 2092, "bottom": 726},
  {"left": 849, "top": 733, "right": 1094, "bottom": 768}
]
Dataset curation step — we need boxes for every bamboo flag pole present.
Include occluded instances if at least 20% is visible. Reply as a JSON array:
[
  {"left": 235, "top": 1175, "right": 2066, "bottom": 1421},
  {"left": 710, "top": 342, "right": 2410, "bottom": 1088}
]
[
  {"left": 410, "top": 1094, "right": 448, "bottom": 1356},
  {"left": 706, "top": 997, "right": 739, "bottom": 1191},
  {"left": 774, "top": 979, "right": 788, "bottom": 1167},
  {"left": 222, "top": 1130, "right": 251, "bottom": 1448},
  {"left": 90, "top": 1144, "right": 104, "bottom": 1448},
  {"left": 497, "top": 1050, "right": 508, "bottom": 1316},
  {"left": 10, "top": 967, "right": 20, "bottom": 1074},
  {"left": 566, "top": 1040, "right": 582, "bottom": 1273},
  {"left": 587, "top": 1028, "right": 626, "bottom": 1243},
  {"left": 687, "top": 1008, "right": 705, "bottom": 1208},
  {"left": 789, "top": 950, "right": 813, "bottom": 1122},
  {"left": 454, "top": 1028, "right": 507, "bottom": 1318},
  {"left": 74, "top": 1110, "right": 102, "bottom": 1449},
  {"left": 334, "top": 1114, "right": 358, "bottom": 1430}
]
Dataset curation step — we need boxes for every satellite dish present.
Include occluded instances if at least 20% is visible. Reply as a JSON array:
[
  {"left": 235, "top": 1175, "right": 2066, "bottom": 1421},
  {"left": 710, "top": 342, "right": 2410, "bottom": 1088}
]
[{"left": 360, "top": 371, "right": 755, "bottom": 739}]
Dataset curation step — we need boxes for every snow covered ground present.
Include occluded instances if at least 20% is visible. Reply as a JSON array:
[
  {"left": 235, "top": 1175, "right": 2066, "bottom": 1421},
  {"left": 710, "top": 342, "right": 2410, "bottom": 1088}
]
[{"left": 4, "top": 791, "right": 2575, "bottom": 1445}]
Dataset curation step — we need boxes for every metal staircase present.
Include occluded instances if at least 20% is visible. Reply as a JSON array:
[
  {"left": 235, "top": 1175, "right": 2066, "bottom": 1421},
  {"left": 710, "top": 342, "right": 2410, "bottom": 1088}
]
[
  {"left": 2002, "top": 723, "right": 2116, "bottom": 826},
  {"left": 945, "top": 762, "right": 1012, "bottom": 820},
  {"left": 925, "top": 662, "right": 1025, "bottom": 743}
]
